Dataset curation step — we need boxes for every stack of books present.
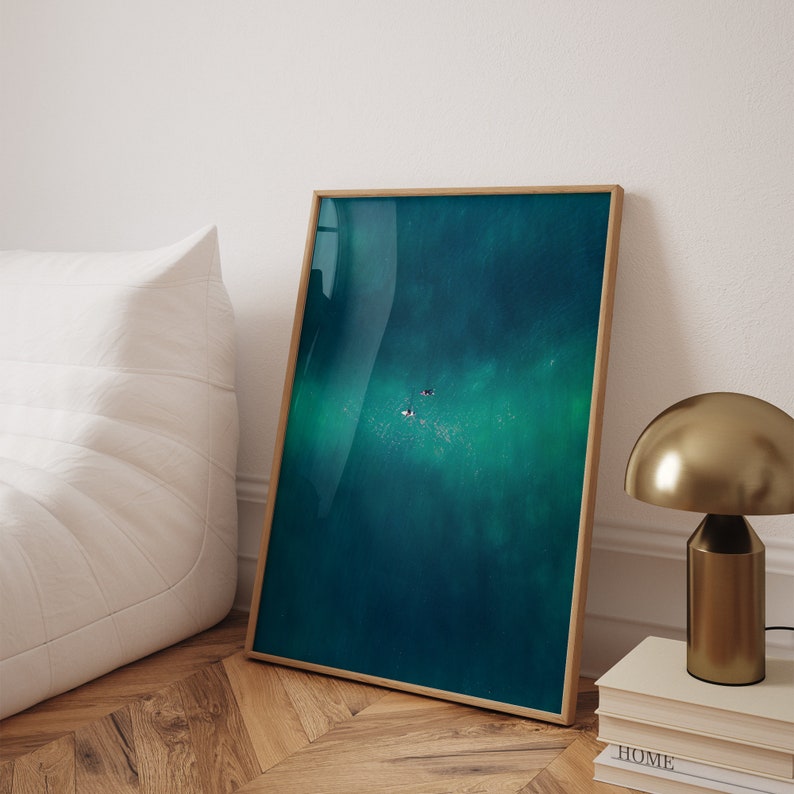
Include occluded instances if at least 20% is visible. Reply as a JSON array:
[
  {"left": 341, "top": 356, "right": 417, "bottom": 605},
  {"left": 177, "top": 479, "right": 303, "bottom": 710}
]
[{"left": 594, "top": 636, "right": 794, "bottom": 793}]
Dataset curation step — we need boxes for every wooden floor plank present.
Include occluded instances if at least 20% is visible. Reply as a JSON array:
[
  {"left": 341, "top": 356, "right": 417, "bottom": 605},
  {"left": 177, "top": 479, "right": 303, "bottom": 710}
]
[
  {"left": 273, "top": 664, "right": 387, "bottom": 742},
  {"left": 239, "top": 690, "right": 575, "bottom": 793},
  {"left": 74, "top": 708, "right": 139, "bottom": 793},
  {"left": 10, "top": 734, "right": 75, "bottom": 794},
  {"left": 0, "top": 762, "right": 13, "bottom": 794},
  {"left": 0, "top": 610, "right": 248, "bottom": 764},
  {"left": 242, "top": 768, "right": 538, "bottom": 794},
  {"left": 520, "top": 729, "right": 641, "bottom": 794},
  {"left": 223, "top": 653, "right": 311, "bottom": 772},
  {"left": 129, "top": 683, "right": 203, "bottom": 794},
  {"left": 178, "top": 663, "right": 260, "bottom": 794},
  {"left": 1, "top": 613, "right": 619, "bottom": 792}
]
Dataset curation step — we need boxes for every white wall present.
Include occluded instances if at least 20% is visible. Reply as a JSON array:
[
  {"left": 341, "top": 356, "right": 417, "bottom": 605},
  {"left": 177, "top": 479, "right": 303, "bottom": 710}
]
[{"left": 1, "top": 0, "right": 792, "bottom": 675}]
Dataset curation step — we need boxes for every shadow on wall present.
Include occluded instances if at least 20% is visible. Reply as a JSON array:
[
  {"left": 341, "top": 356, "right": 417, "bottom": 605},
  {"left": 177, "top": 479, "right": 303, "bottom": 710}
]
[
  {"left": 584, "top": 192, "right": 699, "bottom": 676},
  {"left": 597, "top": 191, "right": 700, "bottom": 525}
]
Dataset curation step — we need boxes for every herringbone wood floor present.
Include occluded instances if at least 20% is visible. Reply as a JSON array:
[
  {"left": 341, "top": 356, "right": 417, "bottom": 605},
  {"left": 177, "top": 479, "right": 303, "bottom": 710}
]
[{"left": 0, "top": 611, "right": 636, "bottom": 793}]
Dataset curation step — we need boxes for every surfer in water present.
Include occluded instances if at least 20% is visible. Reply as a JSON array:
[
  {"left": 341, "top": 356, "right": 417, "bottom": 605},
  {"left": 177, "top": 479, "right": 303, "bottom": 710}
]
[{"left": 401, "top": 388, "right": 434, "bottom": 417}]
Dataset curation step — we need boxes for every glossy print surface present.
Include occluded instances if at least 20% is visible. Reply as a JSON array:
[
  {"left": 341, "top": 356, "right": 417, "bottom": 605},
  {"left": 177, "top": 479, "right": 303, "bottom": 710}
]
[{"left": 249, "top": 188, "right": 622, "bottom": 723}]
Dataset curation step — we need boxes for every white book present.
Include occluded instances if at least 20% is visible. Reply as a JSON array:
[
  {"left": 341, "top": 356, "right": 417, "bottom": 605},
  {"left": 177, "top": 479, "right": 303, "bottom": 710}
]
[
  {"left": 595, "top": 759, "right": 717, "bottom": 794},
  {"left": 595, "top": 755, "right": 765, "bottom": 794},
  {"left": 599, "top": 744, "right": 794, "bottom": 794},
  {"left": 597, "top": 711, "right": 794, "bottom": 779},
  {"left": 595, "top": 637, "right": 794, "bottom": 751}
]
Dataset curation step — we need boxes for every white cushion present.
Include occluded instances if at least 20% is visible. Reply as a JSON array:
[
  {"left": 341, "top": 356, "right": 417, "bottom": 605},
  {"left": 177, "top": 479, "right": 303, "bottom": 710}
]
[{"left": 0, "top": 227, "right": 238, "bottom": 718}]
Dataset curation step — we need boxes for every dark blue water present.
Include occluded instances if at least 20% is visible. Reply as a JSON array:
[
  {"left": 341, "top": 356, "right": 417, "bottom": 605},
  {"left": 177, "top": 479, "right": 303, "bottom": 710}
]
[{"left": 254, "top": 192, "right": 612, "bottom": 714}]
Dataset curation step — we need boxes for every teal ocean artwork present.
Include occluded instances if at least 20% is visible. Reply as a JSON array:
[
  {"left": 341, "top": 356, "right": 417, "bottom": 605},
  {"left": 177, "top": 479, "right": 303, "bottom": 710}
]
[{"left": 253, "top": 190, "right": 618, "bottom": 717}]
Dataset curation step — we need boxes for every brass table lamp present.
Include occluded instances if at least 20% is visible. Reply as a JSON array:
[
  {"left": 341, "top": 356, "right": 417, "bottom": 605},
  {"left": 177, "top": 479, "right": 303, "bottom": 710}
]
[{"left": 624, "top": 392, "right": 794, "bottom": 685}]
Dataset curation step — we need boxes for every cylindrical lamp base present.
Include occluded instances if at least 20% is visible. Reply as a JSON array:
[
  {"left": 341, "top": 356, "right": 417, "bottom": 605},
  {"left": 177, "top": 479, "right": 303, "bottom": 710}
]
[{"left": 687, "top": 514, "right": 765, "bottom": 685}]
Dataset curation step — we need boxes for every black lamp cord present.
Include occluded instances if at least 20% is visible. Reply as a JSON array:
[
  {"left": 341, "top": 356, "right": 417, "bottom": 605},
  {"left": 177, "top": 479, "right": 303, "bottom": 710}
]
[{"left": 765, "top": 626, "right": 794, "bottom": 631}]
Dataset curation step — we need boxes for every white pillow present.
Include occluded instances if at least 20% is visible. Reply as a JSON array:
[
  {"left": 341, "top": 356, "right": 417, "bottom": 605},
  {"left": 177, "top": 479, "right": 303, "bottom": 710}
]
[{"left": 0, "top": 226, "right": 239, "bottom": 718}]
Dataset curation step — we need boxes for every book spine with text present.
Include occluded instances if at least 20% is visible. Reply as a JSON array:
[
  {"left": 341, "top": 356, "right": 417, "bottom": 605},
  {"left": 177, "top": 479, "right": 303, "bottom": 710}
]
[
  {"left": 597, "top": 711, "right": 794, "bottom": 779},
  {"left": 604, "top": 744, "right": 793, "bottom": 793},
  {"left": 594, "top": 758, "right": 762, "bottom": 794}
]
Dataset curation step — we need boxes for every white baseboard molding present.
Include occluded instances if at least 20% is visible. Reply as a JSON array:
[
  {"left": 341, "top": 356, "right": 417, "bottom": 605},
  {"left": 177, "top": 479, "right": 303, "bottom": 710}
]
[
  {"left": 234, "top": 474, "right": 794, "bottom": 675},
  {"left": 233, "top": 551, "right": 259, "bottom": 613},
  {"left": 586, "top": 521, "right": 794, "bottom": 674},
  {"left": 235, "top": 472, "right": 269, "bottom": 505},
  {"left": 593, "top": 517, "right": 794, "bottom": 575},
  {"left": 235, "top": 474, "right": 794, "bottom": 568},
  {"left": 581, "top": 608, "right": 794, "bottom": 679}
]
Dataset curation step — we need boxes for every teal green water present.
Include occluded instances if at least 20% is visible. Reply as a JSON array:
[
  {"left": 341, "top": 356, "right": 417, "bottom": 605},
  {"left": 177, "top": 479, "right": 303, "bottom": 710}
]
[{"left": 254, "top": 192, "right": 612, "bottom": 713}]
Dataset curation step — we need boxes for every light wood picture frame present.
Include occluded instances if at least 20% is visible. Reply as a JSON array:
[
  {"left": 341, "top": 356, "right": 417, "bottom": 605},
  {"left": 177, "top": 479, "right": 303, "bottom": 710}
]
[{"left": 247, "top": 186, "right": 623, "bottom": 724}]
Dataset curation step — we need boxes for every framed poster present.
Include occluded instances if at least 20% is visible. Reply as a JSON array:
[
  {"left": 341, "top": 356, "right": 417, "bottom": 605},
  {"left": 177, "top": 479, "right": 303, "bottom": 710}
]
[{"left": 247, "top": 186, "right": 623, "bottom": 724}]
